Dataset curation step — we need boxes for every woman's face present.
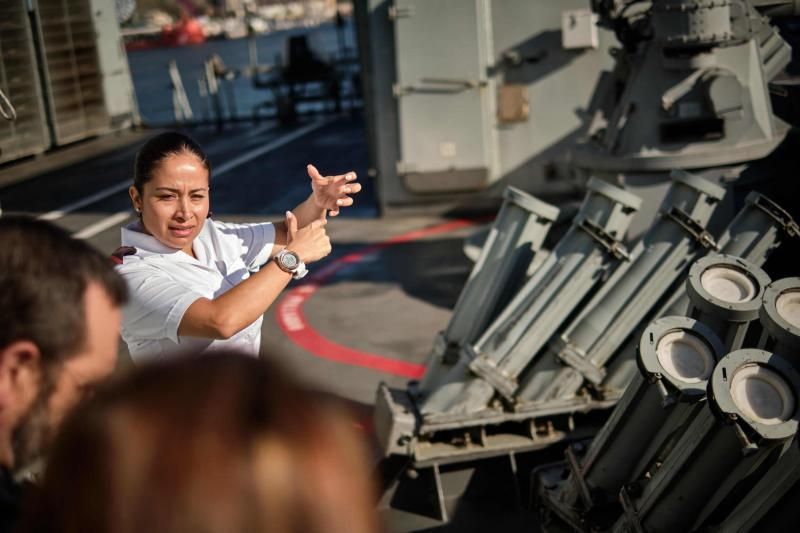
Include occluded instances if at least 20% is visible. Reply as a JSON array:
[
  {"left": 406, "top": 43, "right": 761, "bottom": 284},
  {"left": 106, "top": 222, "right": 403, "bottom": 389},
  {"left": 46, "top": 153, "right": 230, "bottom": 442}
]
[{"left": 130, "top": 151, "right": 210, "bottom": 255}]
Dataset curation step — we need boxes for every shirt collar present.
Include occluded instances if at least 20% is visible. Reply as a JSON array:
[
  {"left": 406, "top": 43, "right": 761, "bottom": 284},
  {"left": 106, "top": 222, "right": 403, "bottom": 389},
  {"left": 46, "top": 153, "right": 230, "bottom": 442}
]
[{"left": 121, "top": 221, "right": 211, "bottom": 264}]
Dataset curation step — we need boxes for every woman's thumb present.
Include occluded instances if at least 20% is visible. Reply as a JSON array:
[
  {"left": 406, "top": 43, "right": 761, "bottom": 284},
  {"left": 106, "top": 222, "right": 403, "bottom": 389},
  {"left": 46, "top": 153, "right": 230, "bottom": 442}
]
[{"left": 286, "top": 211, "right": 298, "bottom": 236}]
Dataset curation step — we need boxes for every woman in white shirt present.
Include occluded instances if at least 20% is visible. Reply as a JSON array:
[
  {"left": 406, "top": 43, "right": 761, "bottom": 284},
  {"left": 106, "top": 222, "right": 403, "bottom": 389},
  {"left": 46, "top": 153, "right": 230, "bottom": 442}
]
[{"left": 116, "top": 132, "right": 361, "bottom": 361}]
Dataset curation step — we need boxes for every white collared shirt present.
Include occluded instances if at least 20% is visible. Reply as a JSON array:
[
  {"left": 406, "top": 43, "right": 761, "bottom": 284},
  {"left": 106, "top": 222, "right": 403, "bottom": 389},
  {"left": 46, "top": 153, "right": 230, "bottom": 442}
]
[{"left": 117, "top": 219, "right": 276, "bottom": 362}]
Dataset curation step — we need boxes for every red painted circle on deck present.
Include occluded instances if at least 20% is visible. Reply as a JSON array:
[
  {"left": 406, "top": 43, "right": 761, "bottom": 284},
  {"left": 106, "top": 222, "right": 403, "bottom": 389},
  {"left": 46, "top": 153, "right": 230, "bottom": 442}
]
[{"left": 275, "top": 219, "right": 479, "bottom": 379}]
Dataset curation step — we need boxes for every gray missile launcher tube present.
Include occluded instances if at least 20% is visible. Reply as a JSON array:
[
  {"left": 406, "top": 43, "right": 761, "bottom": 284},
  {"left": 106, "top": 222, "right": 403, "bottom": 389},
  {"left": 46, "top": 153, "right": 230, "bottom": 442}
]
[
  {"left": 562, "top": 317, "right": 725, "bottom": 514},
  {"left": 686, "top": 254, "right": 771, "bottom": 352},
  {"left": 758, "top": 277, "right": 800, "bottom": 359},
  {"left": 515, "top": 170, "right": 725, "bottom": 404},
  {"left": 616, "top": 349, "right": 800, "bottom": 533},
  {"left": 418, "top": 187, "right": 559, "bottom": 395},
  {"left": 710, "top": 435, "right": 800, "bottom": 532},
  {"left": 596, "top": 192, "right": 799, "bottom": 400},
  {"left": 420, "top": 178, "right": 641, "bottom": 416},
  {"left": 665, "top": 192, "right": 799, "bottom": 317}
]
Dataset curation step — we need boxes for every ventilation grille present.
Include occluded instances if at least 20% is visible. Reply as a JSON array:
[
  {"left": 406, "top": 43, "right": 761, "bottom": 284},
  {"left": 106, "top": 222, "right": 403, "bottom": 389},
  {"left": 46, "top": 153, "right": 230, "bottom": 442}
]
[
  {"left": 0, "top": 0, "right": 49, "bottom": 164},
  {"left": 36, "top": 0, "right": 109, "bottom": 145}
]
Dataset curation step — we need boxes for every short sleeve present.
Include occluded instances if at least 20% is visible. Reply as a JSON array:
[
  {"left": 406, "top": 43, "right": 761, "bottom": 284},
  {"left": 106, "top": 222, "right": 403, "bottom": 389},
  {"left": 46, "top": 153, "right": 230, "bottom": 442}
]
[
  {"left": 118, "top": 266, "right": 204, "bottom": 344},
  {"left": 214, "top": 221, "right": 276, "bottom": 270}
]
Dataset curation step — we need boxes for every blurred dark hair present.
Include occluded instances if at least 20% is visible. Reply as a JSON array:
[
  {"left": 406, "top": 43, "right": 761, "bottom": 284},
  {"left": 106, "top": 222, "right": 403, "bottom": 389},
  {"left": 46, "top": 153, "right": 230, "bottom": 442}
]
[
  {"left": 133, "top": 131, "right": 211, "bottom": 193},
  {"left": 0, "top": 216, "right": 128, "bottom": 365},
  {"left": 21, "top": 354, "right": 379, "bottom": 533}
]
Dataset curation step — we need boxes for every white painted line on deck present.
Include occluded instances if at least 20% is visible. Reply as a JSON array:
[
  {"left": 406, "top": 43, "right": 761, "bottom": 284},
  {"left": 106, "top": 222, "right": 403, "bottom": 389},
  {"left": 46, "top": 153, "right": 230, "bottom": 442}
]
[
  {"left": 212, "top": 118, "right": 334, "bottom": 177},
  {"left": 73, "top": 211, "right": 132, "bottom": 239},
  {"left": 244, "top": 121, "right": 278, "bottom": 138},
  {"left": 38, "top": 181, "right": 131, "bottom": 221},
  {"left": 67, "top": 118, "right": 334, "bottom": 240},
  {"left": 39, "top": 121, "right": 284, "bottom": 222}
]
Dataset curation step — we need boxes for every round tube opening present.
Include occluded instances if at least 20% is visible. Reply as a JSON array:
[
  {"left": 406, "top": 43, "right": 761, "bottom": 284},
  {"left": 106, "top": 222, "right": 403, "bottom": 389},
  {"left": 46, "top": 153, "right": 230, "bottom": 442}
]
[
  {"left": 730, "top": 364, "right": 796, "bottom": 425},
  {"left": 776, "top": 289, "right": 800, "bottom": 330},
  {"left": 700, "top": 266, "right": 757, "bottom": 303},
  {"left": 656, "top": 330, "right": 715, "bottom": 384}
]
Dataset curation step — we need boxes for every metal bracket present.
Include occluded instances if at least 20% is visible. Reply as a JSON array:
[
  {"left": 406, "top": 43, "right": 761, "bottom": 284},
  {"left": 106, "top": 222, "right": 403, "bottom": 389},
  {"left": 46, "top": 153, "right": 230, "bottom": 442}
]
[
  {"left": 653, "top": 378, "right": 678, "bottom": 408},
  {"left": 731, "top": 417, "right": 760, "bottom": 455},
  {"left": 619, "top": 485, "right": 646, "bottom": 533},
  {"left": 388, "top": 4, "right": 414, "bottom": 20},
  {"left": 577, "top": 217, "right": 631, "bottom": 261},
  {"left": 661, "top": 67, "right": 726, "bottom": 111},
  {"left": 500, "top": 49, "right": 548, "bottom": 67},
  {"left": 556, "top": 341, "right": 607, "bottom": 385},
  {"left": 663, "top": 206, "right": 719, "bottom": 250},
  {"left": 395, "top": 160, "right": 418, "bottom": 175},
  {"left": 432, "top": 463, "right": 449, "bottom": 522},
  {"left": 564, "top": 446, "right": 593, "bottom": 509},
  {"left": 462, "top": 343, "right": 479, "bottom": 362},
  {"left": 751, "top": 194, "right": 800, "bottom": 238},
  {"left": 430, "top": 331, "right": 452, "bottom": 363},
  {"left": 469, "top": 356, "right": 518, "bottom": 402}
]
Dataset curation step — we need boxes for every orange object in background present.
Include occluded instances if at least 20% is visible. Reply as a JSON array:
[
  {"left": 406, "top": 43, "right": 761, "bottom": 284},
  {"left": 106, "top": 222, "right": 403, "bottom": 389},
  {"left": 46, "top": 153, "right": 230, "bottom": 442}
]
[
  {"left": 161, "top": 16, "right": 206, "bottom": 47},
  {"left": 124, "top": 16, "right": 206, "bottom": 51}
]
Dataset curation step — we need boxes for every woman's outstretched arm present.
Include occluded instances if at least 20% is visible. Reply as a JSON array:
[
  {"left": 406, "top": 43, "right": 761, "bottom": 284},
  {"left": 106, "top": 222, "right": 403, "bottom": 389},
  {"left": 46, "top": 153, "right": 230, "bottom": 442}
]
[{"left": 178, "top": 214, "right": 330, "bottom": 339}]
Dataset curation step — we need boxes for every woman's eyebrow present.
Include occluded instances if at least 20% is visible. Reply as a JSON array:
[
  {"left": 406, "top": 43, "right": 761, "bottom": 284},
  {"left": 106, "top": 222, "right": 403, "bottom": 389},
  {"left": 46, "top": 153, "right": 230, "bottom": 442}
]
[{"left": 153, "top": 187, "right": 209, "bottom": 193}]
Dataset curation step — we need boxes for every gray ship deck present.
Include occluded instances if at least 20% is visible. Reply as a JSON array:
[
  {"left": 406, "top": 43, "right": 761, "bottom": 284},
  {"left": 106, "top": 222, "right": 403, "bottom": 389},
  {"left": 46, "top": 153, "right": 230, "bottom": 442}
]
[
  {"left": 0, "top": 114, "right": 461, "bottom": 392},
  {"left": 0, "top": 115, "right": 515, "bottom": 531},
  {"left": 0, "top": 10, "right": 559, "bottom": 531}
]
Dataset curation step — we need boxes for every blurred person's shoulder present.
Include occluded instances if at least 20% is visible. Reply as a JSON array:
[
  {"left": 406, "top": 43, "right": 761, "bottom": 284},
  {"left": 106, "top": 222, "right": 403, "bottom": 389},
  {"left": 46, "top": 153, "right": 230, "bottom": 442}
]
[{"left": 0, "top": 467, "right": 22, "bottom": 531}]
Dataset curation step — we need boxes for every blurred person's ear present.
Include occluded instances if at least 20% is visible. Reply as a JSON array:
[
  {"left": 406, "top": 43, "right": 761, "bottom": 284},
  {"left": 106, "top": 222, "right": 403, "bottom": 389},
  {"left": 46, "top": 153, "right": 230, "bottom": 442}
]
[
  {"left": 0, "top": 341, "right": 42, "bottom": 401},
  {"left": 0, "top": 341, "right": 42, "bottom": 464}
]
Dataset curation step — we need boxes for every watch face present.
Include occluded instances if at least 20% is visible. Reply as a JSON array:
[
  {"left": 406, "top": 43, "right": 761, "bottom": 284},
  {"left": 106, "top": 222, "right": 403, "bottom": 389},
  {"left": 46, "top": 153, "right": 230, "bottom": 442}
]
[{"left": 282, "top": 252, "right": 299, "bottom": 269}]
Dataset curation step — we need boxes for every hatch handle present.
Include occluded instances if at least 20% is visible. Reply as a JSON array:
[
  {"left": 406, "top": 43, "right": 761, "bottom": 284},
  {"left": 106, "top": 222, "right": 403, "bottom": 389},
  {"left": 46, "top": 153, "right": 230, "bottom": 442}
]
[
  {"left": 0, "top": 89, "right": 16, "bottom": 121},
  {"left": 393, "top": 78, "right": 488, "bottom": 97}
]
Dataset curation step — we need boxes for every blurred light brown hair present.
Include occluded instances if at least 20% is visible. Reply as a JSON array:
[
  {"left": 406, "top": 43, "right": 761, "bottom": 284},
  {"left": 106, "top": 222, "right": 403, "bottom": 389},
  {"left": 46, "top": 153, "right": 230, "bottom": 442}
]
[{"left": 20, "top": 354, "right": 380, "bottom": 533}]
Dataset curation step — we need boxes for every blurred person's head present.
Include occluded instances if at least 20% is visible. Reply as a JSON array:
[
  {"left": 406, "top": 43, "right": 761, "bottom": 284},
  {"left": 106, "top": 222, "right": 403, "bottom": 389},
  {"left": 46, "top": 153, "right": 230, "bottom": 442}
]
[
  {"left": 0, "top": 216, "right": 127, "bottom": 474},
  {"left": 128, "top": 132, "right": 211, "bottom": 255},
  {"left": 22, "top": 354, "right": 380, "bottom": 533}
]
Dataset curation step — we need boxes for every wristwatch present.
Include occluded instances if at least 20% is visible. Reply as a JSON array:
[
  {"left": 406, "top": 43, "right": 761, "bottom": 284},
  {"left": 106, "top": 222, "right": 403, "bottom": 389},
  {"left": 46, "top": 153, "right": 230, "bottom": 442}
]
[{"left": 274, "top": 249, "right": 308, "bottom": 279}]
